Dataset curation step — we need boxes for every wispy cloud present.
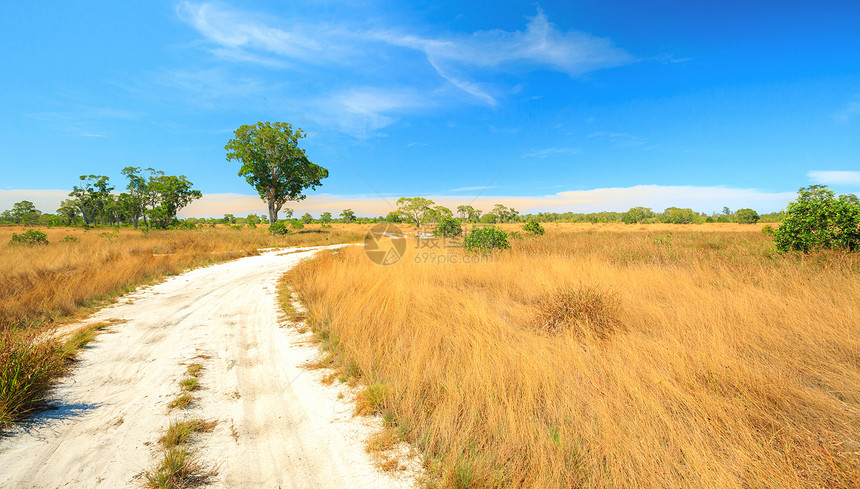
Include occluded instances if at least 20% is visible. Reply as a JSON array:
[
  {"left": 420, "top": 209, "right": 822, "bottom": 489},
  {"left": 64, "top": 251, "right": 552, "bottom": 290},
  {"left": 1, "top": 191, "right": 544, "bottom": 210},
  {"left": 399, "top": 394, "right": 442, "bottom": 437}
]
[
  {"left": 587, "top": 131, "right": 648, "bottom": 147},
  {"left": 808, "top": 170, "right": 860, "bottom": 186},
  {"left": 176, "top": 2, "right": 634, "bottom": 118},
  {"left": 525, "top": 147, "right": 580, "bottom": 158},
  {"left": 834, "top": 95, "right": 860, "bottom": 123}
]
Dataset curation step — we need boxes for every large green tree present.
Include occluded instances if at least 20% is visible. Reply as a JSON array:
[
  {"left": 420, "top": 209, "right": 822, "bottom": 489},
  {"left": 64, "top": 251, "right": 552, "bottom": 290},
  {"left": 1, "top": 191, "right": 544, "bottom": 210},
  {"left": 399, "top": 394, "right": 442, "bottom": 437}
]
[{"left": 225, "top": 122, "right": 329, "bottom": 223}]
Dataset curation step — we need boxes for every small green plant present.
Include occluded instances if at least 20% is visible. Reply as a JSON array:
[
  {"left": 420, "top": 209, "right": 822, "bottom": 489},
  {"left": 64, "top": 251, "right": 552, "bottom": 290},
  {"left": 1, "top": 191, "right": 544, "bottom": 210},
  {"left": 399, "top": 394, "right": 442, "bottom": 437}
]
[
  {"left": 290, "top": 220, "right": 305, "bottom": 230},
  {"left": 433, "top": 217, "right": 462, "bottom": 238},
  {"left": 99, "top": 230, "right": 118, "bottom": 242},
  {"left": 774, "top": 185, "right": 860, "bottom": 252},
  {"left": 186, "top": 363, "right": 203, "bottom": 377},
  {"left": 168, "top": 394, "right": 193, "bottom": 410},
  {"left": 142, "top": 446, "right": 215, "bottom": 489},
  {"left": 523, "top": 218, "right": 545, "bottom": 236},
  {"left": 10, "top": 229, "right": 48, "bottom": 246},
  {"left": 180, "top": 378, "right": 198, "bottom": 391},
  {"left": 230, "top": 224, "right": 243, "bottom": 231},
  {"left": 269, "top": 221, "right": 290, "bottom": 235},
  {"left": 356, "top": 382, "right": 388, "bottom": 415},
  {"left": 761, "top": 225, "right": 775, "bottom": 235},
  {"left": 463, "top": 227, "right": 510, "bottom": 253},
  {"left": 159, "top": 418, "right": 216, "bottom": 448},
  {"left": 62, "top": 235, "right": 79, "bottom": 243}
]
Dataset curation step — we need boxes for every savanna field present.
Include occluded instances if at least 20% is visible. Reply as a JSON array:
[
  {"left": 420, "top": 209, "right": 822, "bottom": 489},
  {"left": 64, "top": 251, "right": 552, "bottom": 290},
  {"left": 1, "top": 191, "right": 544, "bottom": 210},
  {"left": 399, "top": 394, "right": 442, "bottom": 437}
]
[
  {"left": 285, "top": 223, "right": 860, "bottom": 488},
  {"left": 2, "top": 222, "right": 859, "bottom": 487}
]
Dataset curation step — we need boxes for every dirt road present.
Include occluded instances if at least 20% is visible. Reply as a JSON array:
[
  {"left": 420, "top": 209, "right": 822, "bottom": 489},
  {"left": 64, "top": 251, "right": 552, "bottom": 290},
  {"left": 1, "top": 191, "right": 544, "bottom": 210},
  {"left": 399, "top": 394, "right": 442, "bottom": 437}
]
[{"left": 0, "top": 246, "right": 415, "bottom": 489}]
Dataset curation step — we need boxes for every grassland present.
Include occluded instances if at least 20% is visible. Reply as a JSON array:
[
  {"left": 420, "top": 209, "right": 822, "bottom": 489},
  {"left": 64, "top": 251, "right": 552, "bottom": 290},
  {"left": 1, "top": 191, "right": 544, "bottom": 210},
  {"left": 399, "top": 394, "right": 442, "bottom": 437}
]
[{"left": 287, "top": 223, "right": 860, "bottom": 488}]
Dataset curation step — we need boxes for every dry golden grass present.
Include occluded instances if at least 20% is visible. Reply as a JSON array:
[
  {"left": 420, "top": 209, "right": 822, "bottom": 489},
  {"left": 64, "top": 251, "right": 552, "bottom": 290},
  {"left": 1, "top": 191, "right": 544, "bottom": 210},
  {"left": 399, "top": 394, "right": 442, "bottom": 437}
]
[
  {"left": 288, "top": 223, "right": 860, "bottom": 488},
  {"left": 0, "top": 224, "right": 362, "bottom": 329}
]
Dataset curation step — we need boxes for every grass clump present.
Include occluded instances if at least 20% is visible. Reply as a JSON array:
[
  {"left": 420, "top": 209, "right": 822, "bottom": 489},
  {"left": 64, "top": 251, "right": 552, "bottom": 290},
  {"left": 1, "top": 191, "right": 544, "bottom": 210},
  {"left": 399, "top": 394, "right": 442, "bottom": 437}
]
[
  {"left": 159, "top": 418, "right": 216, "bottom": 448},
  {"left": 168, "top": 394, "right": 193, "bottom": 410},
  {"left": 532, "top": 285, "right": 621, "bottom": 338},
  {"left": 179, "top": 378, "right": 198, "bottom": 392},
  {"left": 0, "top": 330, "right": 66, "bottom": 427},
  {"left": 185, "top": 364, "right": 202, "bottom": 377},
  {"left": 142, "top": 446, "right": 215, "bottom": 489}
]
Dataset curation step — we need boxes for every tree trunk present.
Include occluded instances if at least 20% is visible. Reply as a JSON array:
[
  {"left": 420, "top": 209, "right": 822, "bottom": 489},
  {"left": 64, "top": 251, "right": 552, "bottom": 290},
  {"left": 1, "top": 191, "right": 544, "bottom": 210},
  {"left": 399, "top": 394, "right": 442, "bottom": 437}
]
[{"left": 268, "top": 199, "right": 279, "bottom": 223}]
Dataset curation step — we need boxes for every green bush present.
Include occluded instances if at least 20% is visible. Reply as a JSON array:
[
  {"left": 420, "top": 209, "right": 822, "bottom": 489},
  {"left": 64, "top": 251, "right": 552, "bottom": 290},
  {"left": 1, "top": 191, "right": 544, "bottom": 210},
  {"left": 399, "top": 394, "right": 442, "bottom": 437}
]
[
  {"left": 463, "top": 226, "right": 510, "bottom": 253},
  {"left": 10, "top": 229, "right": 48, "bottom": 246},
  {"left": 269, "top": 221, "right": 291, "bottom": 235},
  {"left": 523, "top": 218, "right": 545, "bottom": 236},
  {"left": 735, "top": 208, "right": 760, "bottom": 224},
  {"left": 433, "top": 217, "right": 462, "bottom": 238},
  {"left": 62, "top": 235, "right": 79, "bottom": 243},
  {"left": 761, "top": 225, "right": 775, "bottom": 235},
  {"left": 290, "top": 220, "right": 305, "bottom": 230},
  {"left": 774, "top": 185, "right": 860, "bottom": 252}
]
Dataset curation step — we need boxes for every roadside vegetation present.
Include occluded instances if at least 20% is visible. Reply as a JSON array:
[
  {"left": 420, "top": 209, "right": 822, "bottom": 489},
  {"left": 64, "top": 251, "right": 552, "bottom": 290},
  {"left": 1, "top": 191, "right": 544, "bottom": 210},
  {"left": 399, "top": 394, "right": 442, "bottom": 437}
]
[
  {"left": 287, "top": 224, "right": 860, "bottom": 488},
  {"left": 143, "top": 361, "right": 217, "bottom": 489}
]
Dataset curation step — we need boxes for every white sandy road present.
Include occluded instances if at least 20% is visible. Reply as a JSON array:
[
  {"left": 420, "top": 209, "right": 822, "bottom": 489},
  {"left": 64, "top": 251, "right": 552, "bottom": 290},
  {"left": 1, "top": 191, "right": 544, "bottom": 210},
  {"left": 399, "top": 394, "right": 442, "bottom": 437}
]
[{"left": 0, "top": 246, "right": 418, "bottom": 489}]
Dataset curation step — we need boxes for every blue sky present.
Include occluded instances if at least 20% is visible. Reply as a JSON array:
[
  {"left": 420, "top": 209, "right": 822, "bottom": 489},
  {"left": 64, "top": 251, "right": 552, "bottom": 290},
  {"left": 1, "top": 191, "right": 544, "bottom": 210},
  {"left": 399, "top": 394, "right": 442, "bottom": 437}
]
[{"left": 1, "top": 1, "right": 859, "bottom": 217}]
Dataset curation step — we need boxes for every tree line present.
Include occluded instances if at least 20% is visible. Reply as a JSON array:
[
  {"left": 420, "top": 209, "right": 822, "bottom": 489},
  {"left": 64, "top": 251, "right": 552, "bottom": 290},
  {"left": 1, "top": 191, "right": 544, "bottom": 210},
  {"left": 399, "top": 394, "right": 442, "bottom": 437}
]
[{"left": 0, "top": 167, "right": 201, "bottom": 229}]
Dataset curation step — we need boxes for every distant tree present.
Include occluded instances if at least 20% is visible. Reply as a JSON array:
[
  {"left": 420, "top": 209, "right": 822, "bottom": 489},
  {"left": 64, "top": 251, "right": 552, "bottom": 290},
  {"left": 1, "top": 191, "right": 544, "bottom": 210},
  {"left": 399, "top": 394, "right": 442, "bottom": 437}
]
[
  {"left": 490, "top": 204, "right": 519, "bottom": 223},
  {"left": 56, "top": 200, "right": 80, "bottom": 226},
  {"left": 621, "top": 207, "right": 655, "bottom": 224},
  {"left": 396, "top": 197, "right": 435, "bottom": 228},
  {"left": 222, "top": 214, "right": 235, "bottom": 224},
  {"left": 301, "top": 212, "right": 314, "bottom": 224},
  {"left": 480, "top": 212, "right": 499, "bottom": 224},
  {"left": 734, "top": 208, "right": 760, "bottom": 224},
  {"left": 385, "top": 211, "right": 403, "bottom": 223},
  {"left": 340, "top": 209, "right": 356, "bottom": 223},
  {"left": 121, "top": 166, "right": 150, "bottom": 228},
  {"left": 428, "top": 205, "right": 453, "bottom": 223},
  {"left": 225, "top": 121, "right": 329, "bottom": 223},
  {"left": 147, "top": 174, "right": 202, "bottom": 229},
  {"left": 661, "top": 207, "right": 699, "bottom": 224},
  {"left": 456, "top": 204, "right": 482, "bottom": 223},
  {"left": 320, "top": 212, "right": 332, "bottom": 225},
  {"left": 70, "top": 175, "right": 113, "bottom": 225},
  {"left": 774, "top": 185, "right": 860, "bottom": 252},
  {"left": 10, "top": 201, "right": 40, "bottom": 226}
]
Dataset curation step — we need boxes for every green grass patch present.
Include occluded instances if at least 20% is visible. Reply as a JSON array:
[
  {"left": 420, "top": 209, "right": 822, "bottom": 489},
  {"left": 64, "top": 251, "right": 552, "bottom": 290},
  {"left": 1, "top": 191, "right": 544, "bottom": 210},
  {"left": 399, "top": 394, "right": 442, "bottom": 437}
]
[
  {"left": 159, "top": 418, "right": 217, "bottom": 448},
  {"left": 142, "top": 446, "right": 216, "bottom": 489},
  {"left": 168, "top": 394, "right": 193, "bottom": 410},
  {"left": 179, "top": 378, "right": 198, "bottom": 392}
]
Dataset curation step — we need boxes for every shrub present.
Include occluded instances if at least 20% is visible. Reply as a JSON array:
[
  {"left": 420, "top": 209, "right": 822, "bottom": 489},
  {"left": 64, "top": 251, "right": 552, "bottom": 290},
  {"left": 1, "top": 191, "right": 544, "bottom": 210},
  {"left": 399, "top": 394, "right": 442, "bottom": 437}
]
[
  {"left": 290, "top": 220, "right": 305, "bottom": 230},
  {"left": 433, "top": 217, "right": 462, "bottom": 238},
  {"left": 523, "top": 218, "right": 545, "bottom": 236},
  {"left": 62, "top": 235, "right": 79, "bottom": 243},
  {"left": 10, "top": 229, "right": 48, "bottom": 246},
  {"left": 774, "top": 185, "right": 860, "bottom": 252},
  {"left": 269, "top": 221, "right": 290, "bottom": 235},
  {"left": 761, "top": 225, "right": 775, "bottom": 235},
  {"left": 463, "top": 227, "right": 510, "bottom": 253},
  {"left": 734, "top": 208, "right": 760, "bottom": 224}
]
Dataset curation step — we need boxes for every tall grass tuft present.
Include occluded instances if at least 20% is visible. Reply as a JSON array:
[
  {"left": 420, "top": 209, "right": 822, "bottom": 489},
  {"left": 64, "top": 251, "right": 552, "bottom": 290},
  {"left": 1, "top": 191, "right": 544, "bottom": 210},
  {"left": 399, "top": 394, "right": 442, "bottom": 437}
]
[{"left": 0, "top": 330, "right": 65, "bottom": 427}]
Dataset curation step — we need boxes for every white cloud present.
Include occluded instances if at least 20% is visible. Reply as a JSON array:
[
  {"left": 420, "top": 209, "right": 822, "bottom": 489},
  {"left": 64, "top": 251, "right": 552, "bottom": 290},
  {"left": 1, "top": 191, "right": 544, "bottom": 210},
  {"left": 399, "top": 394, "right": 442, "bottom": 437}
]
[{"left": 808, "top": 170, "right": 860, "bottom": 187}]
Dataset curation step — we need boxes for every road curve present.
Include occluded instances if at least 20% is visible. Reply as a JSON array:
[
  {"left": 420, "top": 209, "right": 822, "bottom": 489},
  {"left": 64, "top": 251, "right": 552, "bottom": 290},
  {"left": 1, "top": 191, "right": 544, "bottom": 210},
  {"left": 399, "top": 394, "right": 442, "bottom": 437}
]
[{"left": 0, "top": 246, "right": 413, "bottom": 489}]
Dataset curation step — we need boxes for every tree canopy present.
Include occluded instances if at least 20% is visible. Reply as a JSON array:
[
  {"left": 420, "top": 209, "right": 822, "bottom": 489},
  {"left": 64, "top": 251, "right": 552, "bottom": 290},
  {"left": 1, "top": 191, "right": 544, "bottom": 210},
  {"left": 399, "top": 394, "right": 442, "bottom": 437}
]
[{"left": 225, "top": 121, "right": 328, "bottom": 223}]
